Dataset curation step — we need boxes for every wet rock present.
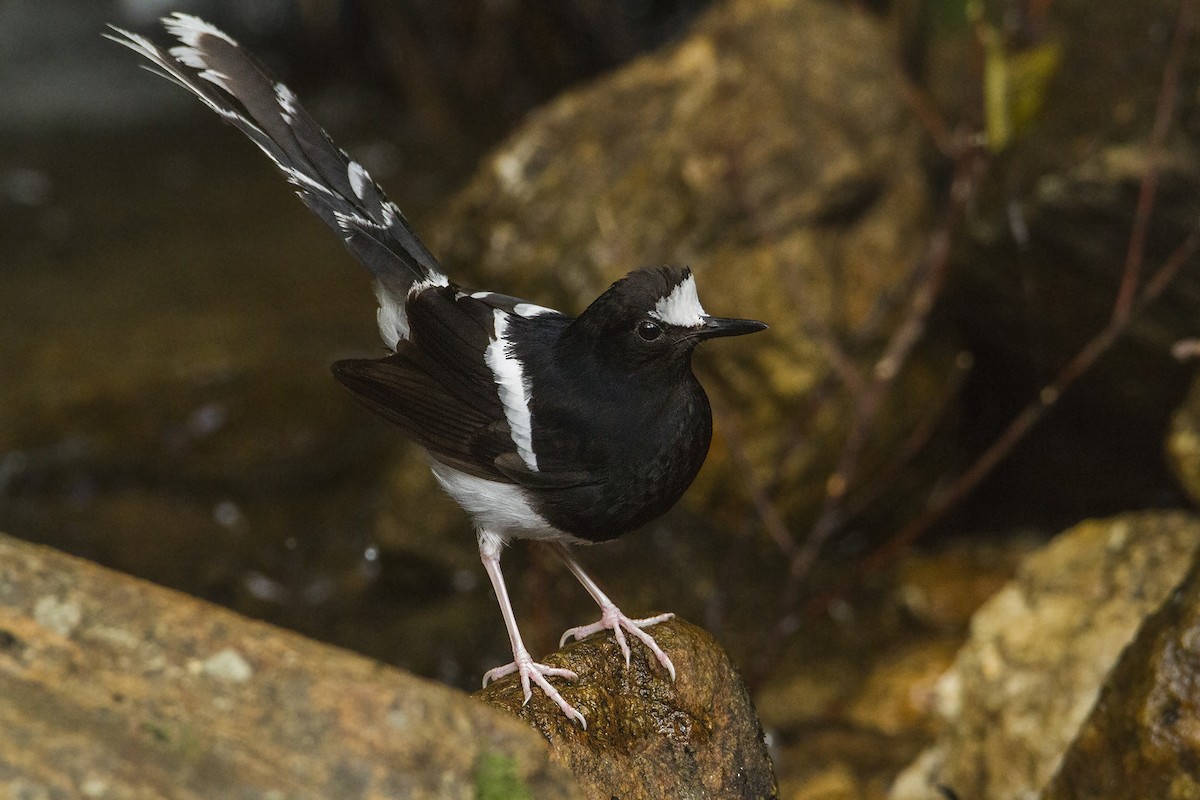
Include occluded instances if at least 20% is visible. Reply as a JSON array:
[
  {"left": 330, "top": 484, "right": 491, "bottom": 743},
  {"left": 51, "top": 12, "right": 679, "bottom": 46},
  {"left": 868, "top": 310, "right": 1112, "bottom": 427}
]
[
  {"left": 427, "top": 0, "right": 943, "bottom": 540},
  {"left": 890, "top": 511, "right": 1200, "bottom": 800},
  {"left": 476, "top": 618, "right": 777, "bottom": 799},
  {"left": 778, "top": 736, "right": 916, "bottom": 800},
  {"left": 1042, "top": 549, "right": 1200, "bottom": 798},
  {"left": 0, "top": 531, "right": 581, "bottom": 799}
]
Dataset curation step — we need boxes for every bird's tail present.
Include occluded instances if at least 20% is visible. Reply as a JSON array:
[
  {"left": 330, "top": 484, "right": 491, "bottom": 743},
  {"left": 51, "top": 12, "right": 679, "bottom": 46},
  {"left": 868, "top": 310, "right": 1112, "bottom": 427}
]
[{"left": 106, "top": 14, "right": 447, "bottom": 332}]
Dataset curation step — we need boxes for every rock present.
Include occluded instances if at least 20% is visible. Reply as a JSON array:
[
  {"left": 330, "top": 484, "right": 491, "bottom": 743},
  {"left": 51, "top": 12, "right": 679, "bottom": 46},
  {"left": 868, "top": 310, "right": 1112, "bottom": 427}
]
[
  {"left": 1168, "top": 374, "right": 1200, "bottom": 505},
  {"left": 425, "top": 0, "right": 942, "bottom": 541},
  {"left": 754, "top": 536, "right": 1039, "bottom": 799},
  {"left": 755, "top": 627, "right": 960, "bottom": 800},
  {"left": 844, "top": 639, "right": 961, "bottom": 739},
  {"left": 777, "top": 732, "right": 919, "bottom": 800},
  {"left": 0, "top": 532, "right": 581, "bottom": 799},
  {"left": 1042, "top": 548, "right": 1200, "bottom": 799},
  {"left": 893, "top": 537, "right": 1040, "bottom": 633},
  {"left": 756, "top": 635, "right": 958, "bottom": 741},
  {"left": 476, "top": 618, "right": 778, "bottom": 799},
  {"left": 785, "top": 764, "right": 865, "bottom": 800},
  {"left": 889, "top": 511, "right": 1200, "bottom": 800}
]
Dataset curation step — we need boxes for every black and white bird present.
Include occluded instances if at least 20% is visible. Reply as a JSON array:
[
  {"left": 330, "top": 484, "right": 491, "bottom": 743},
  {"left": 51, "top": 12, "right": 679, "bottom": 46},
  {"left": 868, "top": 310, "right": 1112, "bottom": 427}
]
[{"left": 108, "top": 14, "right": 766, "bottom": 727}]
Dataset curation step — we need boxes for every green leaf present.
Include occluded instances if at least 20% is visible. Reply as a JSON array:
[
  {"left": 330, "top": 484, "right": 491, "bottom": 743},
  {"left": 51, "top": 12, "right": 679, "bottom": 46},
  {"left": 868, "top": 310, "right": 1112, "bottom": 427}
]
[{"left": 983, "top": 33, "right": 1062, "bottom": 152}]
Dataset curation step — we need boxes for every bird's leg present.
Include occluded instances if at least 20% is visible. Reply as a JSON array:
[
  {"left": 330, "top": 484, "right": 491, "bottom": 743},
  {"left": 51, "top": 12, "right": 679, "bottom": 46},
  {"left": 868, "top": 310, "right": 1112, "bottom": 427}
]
[
  {"left": 550, "top": 542, "right": 676, "bottom": 680},
  {"left": 477, "top": 531, "right": 587, "bottom": 728}
]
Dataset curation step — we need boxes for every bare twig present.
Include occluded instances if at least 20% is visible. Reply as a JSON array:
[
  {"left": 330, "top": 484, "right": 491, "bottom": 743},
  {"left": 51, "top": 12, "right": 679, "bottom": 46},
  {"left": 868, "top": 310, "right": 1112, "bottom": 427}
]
[
  {"left": 788, "top": 145, "right": 984, "bottom": 592},
  {"left": 751, "top": 0, "right": 1199, "bottom": 688},
  {"left": 749, "top": 141, "right": 987, "bottom": 686},
  {"left": 839, "top": 349, "right": 974, "bottom": 524},
  {"left": 836, "top": 226, "right": 1200, "bottom": 595},
  {"left": 801, "top": 0, "right": 1200, "bottom": 621},
  {"left": 714, "top": 401, "right": 796, "bottom": 557},
  {"left": 898, "top": 77, "right": 957, "bottom": 158},
  {"left": 1112, "top": 0, "right": 1196, "bottom": 323}
]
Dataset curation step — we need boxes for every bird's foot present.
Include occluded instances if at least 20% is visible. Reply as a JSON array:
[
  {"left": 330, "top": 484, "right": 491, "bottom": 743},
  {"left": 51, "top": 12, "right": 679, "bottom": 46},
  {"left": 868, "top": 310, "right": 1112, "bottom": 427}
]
[
  {"left": 560, "top": 607, "right": 677, "bottom": 680},
  {"left": 482, "top": 648, "right": 586, "bottom": 728}
]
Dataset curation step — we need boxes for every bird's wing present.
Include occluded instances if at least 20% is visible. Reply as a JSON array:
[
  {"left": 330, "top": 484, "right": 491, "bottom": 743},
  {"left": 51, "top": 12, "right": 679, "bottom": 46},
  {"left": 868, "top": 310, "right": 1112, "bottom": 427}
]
[
  {"left": 334, "top": 287, "right": 592, "bottom": 487},
  {"left": 106, "top": 14, "right": 445, "bottom": 346},
  {"left": 332, "top": 347, "right": 513, "bottom": 480}
]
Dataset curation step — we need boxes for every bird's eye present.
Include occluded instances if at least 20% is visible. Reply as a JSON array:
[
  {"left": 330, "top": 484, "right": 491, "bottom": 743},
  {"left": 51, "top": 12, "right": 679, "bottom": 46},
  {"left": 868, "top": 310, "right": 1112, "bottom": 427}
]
[{"left": 636, "top": 320, "right": 663, "bottom": 341}]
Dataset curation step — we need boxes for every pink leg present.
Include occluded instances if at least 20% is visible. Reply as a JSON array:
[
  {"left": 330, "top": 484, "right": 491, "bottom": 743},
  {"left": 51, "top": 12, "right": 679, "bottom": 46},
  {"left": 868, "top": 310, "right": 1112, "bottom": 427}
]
[
  {"left": 478, "top": 532, "right": 587, "bottom": 728},
  {"left": 550, "top": 542, "right": 676, "bottom": 680}
]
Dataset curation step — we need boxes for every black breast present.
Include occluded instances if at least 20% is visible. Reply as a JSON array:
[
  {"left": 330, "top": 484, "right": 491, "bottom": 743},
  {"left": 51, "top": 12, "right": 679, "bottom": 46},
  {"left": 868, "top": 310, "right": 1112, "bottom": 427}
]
[{"left": 516, "top": 330, "right": 715, "bottom": 541}]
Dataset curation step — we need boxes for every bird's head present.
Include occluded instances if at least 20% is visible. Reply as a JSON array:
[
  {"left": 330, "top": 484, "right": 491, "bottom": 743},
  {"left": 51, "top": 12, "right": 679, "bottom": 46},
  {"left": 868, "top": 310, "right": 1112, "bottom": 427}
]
[{"left": 565, "top": 266, "right": 767, "bottom": 373}]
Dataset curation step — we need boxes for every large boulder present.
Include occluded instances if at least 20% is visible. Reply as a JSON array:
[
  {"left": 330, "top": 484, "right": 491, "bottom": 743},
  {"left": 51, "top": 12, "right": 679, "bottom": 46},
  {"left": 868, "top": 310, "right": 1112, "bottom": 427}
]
[
  {"left": 1043, "top": 551, "right": 1200, "bottom": 798},
  {"left": 0, "top": 531, "right": 581, "bottom": 799},
  {"left": 889, "top": 511, "right": 1200, "bottom": 800}
]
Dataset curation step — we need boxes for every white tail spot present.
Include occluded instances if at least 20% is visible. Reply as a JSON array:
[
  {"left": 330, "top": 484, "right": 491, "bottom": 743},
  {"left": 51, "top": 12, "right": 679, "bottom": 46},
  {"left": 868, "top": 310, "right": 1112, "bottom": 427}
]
[
  {"left": 347, "top": 160, "right": 369, "bottom": 200},
  {"left": 163, "top": 12, "right": 237, "bottom": 48}
]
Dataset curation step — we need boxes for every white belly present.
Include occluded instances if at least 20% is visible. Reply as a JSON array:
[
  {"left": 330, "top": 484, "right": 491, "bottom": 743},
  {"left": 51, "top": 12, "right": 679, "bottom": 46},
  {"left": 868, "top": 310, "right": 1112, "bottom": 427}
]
[{"left": 429, "top": 462, "right": 586, "bottom": 544}]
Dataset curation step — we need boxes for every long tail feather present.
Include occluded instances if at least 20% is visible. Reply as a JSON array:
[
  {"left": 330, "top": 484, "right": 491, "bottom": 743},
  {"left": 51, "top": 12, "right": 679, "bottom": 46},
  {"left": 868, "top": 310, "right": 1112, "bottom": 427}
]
[{"left": 106, "top": 13, "right": 447, "bottom": 345}]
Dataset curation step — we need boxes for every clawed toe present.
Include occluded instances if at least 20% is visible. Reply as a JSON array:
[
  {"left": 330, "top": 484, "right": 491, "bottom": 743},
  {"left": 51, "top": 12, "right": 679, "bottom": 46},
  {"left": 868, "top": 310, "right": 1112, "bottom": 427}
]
[
  {"left": 560, "top": 608, "right": 676, "bottom": 680},
  {"left": 483, "top": 653, "right": 586, "bottom": 728},
  {"left": 482, "top": 661, "right": 577, "bottom": 687}
]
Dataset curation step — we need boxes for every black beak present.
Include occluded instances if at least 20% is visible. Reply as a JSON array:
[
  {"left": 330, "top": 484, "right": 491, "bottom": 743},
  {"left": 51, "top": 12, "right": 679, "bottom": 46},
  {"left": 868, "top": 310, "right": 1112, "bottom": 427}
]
[{"left": 696, "top": 316, "right": 768, "bottom": 339}]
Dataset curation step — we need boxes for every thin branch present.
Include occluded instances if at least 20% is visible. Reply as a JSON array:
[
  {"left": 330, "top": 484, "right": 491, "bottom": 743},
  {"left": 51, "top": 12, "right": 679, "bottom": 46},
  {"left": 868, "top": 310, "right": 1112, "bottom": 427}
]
[
  {"left": 752, "top": 0, "right": 1199, "bottom": 688},
  {"left": 1112, "top": 0, "right": 1196, "bottom": 323},
  {"left": 789, "top": 144, "right": 984, "bottom": 593},
  {"left": 748, "top": 143, "right": 987, "bottom": 687},
  {"left": 840, "top": 349, "right": 974, "bottom": 524},
  {"left": 837, "top": 226, "right": 1200, "bottom": 596},
  {"left": 896, "top": 61, "right": 958, "bottom": 157},
  {"left": 714, "top": 400, "right": 796, "bottom": 557}
]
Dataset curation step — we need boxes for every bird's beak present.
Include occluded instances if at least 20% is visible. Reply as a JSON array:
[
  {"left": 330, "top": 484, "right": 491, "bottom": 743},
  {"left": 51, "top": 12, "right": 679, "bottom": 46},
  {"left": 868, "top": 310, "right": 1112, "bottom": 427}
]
[{"left": 696, "top": 316, "right": 769, "bottom": 339}]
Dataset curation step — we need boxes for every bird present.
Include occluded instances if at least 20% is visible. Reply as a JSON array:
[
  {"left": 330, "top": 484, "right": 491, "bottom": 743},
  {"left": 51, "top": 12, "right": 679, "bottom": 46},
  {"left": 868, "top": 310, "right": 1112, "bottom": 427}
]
[{"left": 108, "top": 13, "right": 767, "bottom": 728}]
